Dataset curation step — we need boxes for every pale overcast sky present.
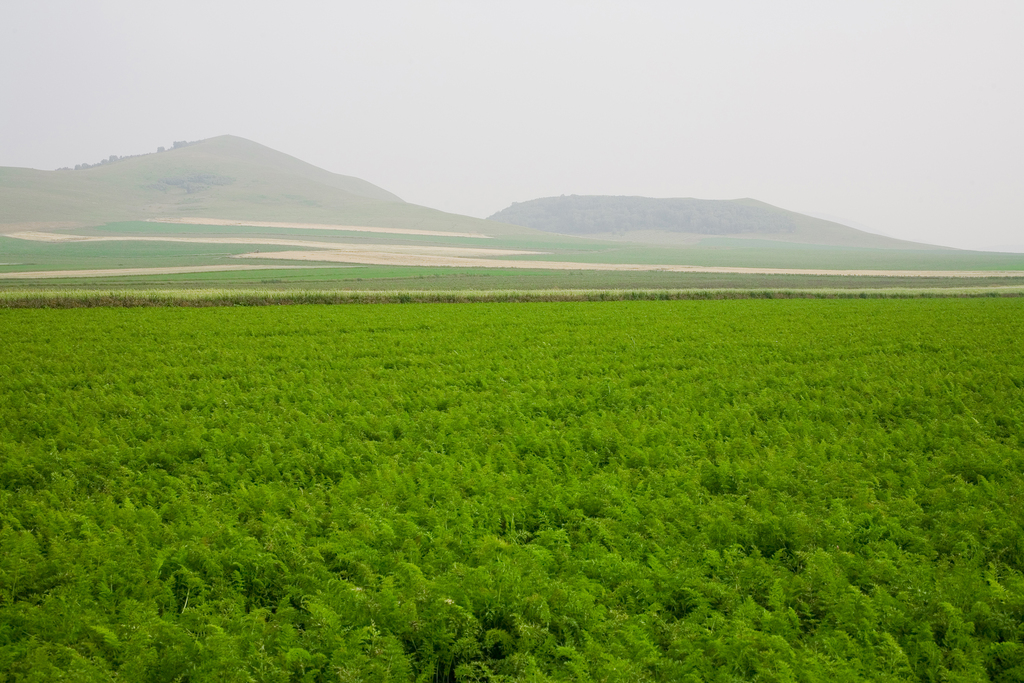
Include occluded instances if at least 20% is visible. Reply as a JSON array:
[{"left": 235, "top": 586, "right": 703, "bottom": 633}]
[{"left": 2, "top": 1, "right": 1022, "bottom": 250}]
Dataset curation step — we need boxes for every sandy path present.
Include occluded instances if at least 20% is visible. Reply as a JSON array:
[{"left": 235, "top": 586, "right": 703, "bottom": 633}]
[
  {"left": 0, "top": 265, "right": 339, "bottom": 280},
  {"left": 2, "top": 232, "right": 540, "bottom": 257},
  {"left": 2, "top": 231, "right": 97, "bottom": 242},
  {"left": 0, "top": 221, "right": 87, "bottom": 232},
  {"left": 234, "top": 250, "right": 1024, "bottom": 278},
  {"left": 148, "top": 217, "right": 493, "bottom": 239}
]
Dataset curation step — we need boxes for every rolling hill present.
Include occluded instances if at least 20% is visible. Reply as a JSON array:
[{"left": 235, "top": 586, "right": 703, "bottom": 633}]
[
  {"left": 0, "top": 135, "right": 530, "bottom": 237},
  {"left": 488, "top": 195, "right": 946, "bottom": 250}
]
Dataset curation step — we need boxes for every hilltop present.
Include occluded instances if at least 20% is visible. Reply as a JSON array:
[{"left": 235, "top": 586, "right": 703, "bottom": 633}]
[
  {"left": 0, "top": 135, "right": 527, "bottom": 237},
  {"left": 489, "top": 195, "right": 946, "bottom": 250}
]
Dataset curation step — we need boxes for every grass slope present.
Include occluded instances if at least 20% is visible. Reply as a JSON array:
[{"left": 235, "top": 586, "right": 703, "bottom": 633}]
[{"left": 0, "top": 136, "right": 532, "bottom": 237}]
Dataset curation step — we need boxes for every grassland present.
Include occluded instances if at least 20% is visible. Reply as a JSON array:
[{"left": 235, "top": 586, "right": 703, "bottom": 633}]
[
  {"left": 4, "top": 136, "right": 1023, "bottom": 292},
  {"left": 2, "top": 299, "right": 1023, "bottom": 680},
  {"left": 0, "top": 136, "right": 527, "bottom": 237}
]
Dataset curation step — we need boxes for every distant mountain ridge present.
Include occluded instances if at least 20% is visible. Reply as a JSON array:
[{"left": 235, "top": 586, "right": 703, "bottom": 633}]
[{"left": 489, "top": 195, "right": 948, "bottom": 250}]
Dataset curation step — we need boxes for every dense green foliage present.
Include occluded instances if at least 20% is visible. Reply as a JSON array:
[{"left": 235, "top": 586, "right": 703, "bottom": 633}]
[{"left": 2, "top": 300, "right": 1023, "bottom": 681}]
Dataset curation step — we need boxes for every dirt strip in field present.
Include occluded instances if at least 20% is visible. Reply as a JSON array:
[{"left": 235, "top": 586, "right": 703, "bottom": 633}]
[
  {"left": 0, "top": 265, "right": 339, "bottom": 280},
  {"left": 2, "top": 231, "right": 96, "bottom": 242},
  {"left": 0, "top": 221, "right": 88, "bottom": 232},
  {"left": 234, "top": 250, "right": 1024, "bottom": 278},
  {"left": 148, "top": 217, "right": 493, "bottom": 239},
  {"left": 1, "top": 232, "right": 540, "bottom": 257}
]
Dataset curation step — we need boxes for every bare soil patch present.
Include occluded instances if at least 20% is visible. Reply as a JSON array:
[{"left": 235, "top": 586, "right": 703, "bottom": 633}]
[
  {"left": 0, "top": 221, "right": 87, "bottom": 232},
  {"left": 3, "top": 231, "right": 98, "bottom": 242}
]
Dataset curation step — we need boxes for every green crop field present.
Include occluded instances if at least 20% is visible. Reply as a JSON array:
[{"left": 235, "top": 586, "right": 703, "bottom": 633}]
[{"left": 2, "top": 300, "right": 1024, "bottom": 681}]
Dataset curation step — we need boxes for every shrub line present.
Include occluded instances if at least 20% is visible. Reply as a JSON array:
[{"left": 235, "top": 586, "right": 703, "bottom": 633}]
[{"left": 1, "top": 286, "right": 1023, "bottom": 308}]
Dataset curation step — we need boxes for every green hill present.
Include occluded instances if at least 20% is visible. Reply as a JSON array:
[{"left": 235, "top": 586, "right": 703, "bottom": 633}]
[
  {"left": 489, "top": 195, "right": 946, "bottom": 250},
  {"left": 0, "top": 135, "right": 529, "bottom": 237}
]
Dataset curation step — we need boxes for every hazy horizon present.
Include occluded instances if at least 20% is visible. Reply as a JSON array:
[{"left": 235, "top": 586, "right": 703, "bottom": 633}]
[{"left": 2, "top": 1, "right": 1021, "bottom": 251}]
